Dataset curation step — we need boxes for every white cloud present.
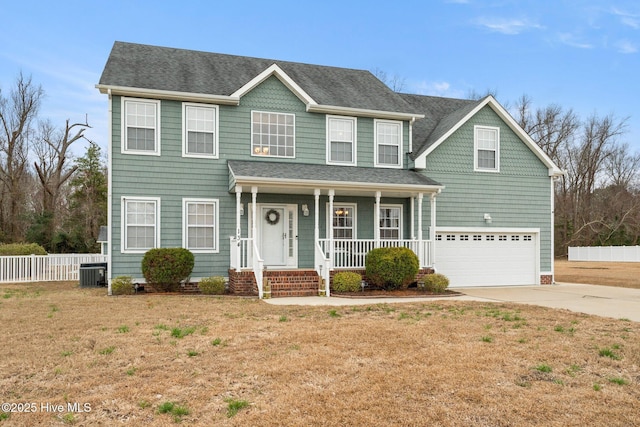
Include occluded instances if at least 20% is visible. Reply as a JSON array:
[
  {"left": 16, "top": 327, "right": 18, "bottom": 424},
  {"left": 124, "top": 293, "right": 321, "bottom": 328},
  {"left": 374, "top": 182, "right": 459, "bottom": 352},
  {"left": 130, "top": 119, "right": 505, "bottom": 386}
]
[
  {"left": 474, "top": 16, "right": 543, "bottom": 35},
  {"left": 557, "top": 32, "right": 594, "bottom": 49},
  {"left": 611, "top": 7, "right": 640, "bottom": 29},
  {"left": 616, "top": 39, "right": 638, "bottom": 54},
  {"left": 412, "top": 80, "right": 465, "bottom": 98}
]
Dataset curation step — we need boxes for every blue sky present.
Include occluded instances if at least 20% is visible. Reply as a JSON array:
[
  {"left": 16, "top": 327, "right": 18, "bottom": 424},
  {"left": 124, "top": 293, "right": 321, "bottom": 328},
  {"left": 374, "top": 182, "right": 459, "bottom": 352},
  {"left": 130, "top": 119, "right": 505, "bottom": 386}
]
[{"left": 1, "top": 0, "right": 638, "bottom": 156}]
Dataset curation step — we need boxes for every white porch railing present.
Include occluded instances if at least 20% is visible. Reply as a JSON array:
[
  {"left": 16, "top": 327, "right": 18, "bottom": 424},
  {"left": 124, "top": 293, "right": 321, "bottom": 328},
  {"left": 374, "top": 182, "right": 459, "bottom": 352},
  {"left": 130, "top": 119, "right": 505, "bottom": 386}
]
[
  {"left": 229, "top": 237, "right": 264, "bottom": 298},
  {"left": 318, "top": 239, "right": 432, "bottom": 269},
  {"left": 0, "top": 254, "right": 108, "bottom": 283}
]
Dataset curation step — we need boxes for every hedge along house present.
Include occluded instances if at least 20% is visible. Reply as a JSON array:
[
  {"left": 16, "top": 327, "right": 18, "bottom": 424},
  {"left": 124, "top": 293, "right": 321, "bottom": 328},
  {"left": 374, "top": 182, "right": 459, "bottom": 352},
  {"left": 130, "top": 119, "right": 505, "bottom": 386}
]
[{"left": 96, "top": 42, "right": 563, "bottom": 297}]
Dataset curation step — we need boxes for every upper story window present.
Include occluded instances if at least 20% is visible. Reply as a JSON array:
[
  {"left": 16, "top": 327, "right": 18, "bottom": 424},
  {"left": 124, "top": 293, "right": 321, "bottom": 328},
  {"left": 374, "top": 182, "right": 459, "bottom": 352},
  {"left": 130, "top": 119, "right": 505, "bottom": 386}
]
[
  {"left": 122, "top": 197, "right": 160, "bottom": 253},
  {"left": 327, "top": 116, "right": 356, "bottom": 165},
  {"left": 122, "top": 98, "right": 160, "bottom": 155},
  {"left": 474, "top": 125, "right": 500, "bottom": 172},
  {"left": 183, "top": 103, "right": 218, "bottom": 158},
  {"left": 375, "top": 119, "right": 402, "bottom": 168},
  {"left": 251, "top": 111, "right": 295, "bottom": 158}
]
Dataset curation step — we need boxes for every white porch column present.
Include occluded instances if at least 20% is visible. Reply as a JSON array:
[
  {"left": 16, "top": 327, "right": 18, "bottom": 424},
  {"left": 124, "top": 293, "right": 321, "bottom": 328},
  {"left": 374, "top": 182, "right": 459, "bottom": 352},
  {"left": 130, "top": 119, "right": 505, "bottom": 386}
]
[
  {"left": 417, "top": 193, "right": 424, "bottom": 241},
  {"left": 430, "top": 192, "right": 437, "bottom": 268},
  {"left": 314, "top": 189, "right": 321, "bottom": 243},
  {"left": 410, "top": 196, "right": 416, "bottom": 240},
  {"left": 328, "top": 189, "right": 335, "bottom": 269},
  {"left": 374, "top": 191, "right": 381, "bottom": 247},
  {"left": 235, "top": 185, "right": 243, "bottom": 240},
  {"left": 251, "top": 186, "right": 258, "bottom": 240}
]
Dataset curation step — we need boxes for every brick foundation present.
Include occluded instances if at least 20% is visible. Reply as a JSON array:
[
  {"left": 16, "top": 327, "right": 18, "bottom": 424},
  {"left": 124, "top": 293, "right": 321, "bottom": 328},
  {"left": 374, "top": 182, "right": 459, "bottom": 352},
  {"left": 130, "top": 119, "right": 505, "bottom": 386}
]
[
  {"left": 265, "top": 270, "right": 319, "bottom": 297},
  {"left": 228, "top": 269, "right": 258, "bottom": 296},
  {"left": 540, "top": 274, "right": 553, "bottom": 285}
]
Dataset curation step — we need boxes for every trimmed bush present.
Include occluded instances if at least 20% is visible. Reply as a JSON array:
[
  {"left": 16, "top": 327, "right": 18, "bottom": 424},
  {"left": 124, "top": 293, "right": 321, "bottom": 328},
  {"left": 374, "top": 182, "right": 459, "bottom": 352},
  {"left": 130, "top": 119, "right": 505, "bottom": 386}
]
[
  {"left": 422, "top": 273, "right": 450, "bottom": 293},
  {"left": 0, "top": 243, "right": 47, "bottom": 256},
  {"left": 365, "top": 247, "right": 419, "bottom": 290},
  {"left": 332, "top": 271, "right": 362, "bottom": 292},
  {"left": 198, "top": 276, "right": 226, "bottom": 295},
  {"left": 111, "top": 276, "right": 135, "bottom": 295},
  {"left": 141, "top": 248, "right": 194, "bottom": 292}
]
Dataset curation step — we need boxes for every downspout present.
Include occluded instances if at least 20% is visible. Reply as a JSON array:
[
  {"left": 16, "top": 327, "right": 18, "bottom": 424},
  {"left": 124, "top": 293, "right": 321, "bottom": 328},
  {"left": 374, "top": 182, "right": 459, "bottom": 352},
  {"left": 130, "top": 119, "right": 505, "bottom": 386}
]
[{"left": 107, "top": 89, "right": 113, "bottom": 296}]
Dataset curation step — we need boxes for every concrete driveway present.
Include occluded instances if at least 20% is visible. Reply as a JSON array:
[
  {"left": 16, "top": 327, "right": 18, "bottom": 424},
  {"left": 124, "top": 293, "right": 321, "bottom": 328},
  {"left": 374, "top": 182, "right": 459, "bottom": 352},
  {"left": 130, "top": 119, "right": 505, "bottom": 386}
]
[{"left": 265, "top": 283, "right": 640, "bottom": 322}]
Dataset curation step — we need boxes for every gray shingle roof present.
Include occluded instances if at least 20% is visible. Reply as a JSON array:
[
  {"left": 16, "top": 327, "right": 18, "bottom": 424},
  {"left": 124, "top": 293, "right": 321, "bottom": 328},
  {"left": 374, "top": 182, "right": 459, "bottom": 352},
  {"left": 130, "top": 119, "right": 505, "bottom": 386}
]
[
  {"left": 228, "top": 160, "right": 442, "bottom": 188},
  {"left": 399, "top": 94, "right": 482, "bottom": 159},
  {"left": 99, "top": 41, "right": 420, "bottom": 114}
]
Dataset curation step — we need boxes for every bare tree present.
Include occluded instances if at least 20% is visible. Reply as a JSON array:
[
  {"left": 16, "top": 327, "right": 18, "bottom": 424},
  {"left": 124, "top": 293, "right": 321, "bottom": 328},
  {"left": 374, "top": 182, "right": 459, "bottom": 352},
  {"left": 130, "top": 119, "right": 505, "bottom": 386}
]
[
  {"left": 0, "top": 72, "right": 44, "bottom": 242},
  {"left": 372, "top": 68, "right": 406, "bottom": 92}
]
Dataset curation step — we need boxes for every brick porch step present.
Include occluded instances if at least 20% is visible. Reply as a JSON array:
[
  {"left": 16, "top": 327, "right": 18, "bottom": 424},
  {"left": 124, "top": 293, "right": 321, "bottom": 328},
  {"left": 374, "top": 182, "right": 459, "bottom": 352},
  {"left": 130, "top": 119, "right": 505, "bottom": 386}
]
[{"left": 264, "top": 269, "right": 321, "bottom": 297}]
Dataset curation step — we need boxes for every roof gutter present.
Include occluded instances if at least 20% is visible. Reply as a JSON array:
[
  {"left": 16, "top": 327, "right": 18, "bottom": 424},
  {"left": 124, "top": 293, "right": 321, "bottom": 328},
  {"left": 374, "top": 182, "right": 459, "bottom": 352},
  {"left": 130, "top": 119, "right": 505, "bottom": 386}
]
[
  {"left": 95, "top": 84, "right": 240, "bottom": 105},
  {"left": 307, "top": 104, "right": 425, "bottom": 121}
]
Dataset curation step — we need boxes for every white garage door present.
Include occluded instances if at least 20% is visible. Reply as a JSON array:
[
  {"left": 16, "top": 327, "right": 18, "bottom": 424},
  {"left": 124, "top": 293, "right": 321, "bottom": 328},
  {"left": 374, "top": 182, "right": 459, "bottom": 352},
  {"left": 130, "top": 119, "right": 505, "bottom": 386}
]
[{"left": 435, "top": 230, "right": 538, "bottom": 287}]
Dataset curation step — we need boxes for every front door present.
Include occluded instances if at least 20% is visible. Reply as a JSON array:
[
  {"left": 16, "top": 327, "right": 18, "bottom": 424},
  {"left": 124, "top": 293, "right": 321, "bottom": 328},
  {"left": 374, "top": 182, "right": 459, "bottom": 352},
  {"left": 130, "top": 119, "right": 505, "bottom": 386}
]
[{"left": 252, "top": 204, "right": 298, "bottom": 268}]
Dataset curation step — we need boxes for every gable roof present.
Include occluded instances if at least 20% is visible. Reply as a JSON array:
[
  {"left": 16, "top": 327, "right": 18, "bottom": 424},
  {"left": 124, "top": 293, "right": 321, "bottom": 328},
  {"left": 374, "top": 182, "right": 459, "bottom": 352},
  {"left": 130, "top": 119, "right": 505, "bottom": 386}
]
[
  {"left": 402, "top": 94, "right": 564, "bottom": 176},
  {"left": 97, "top": 42, "right": 423, "bottom": 120}
]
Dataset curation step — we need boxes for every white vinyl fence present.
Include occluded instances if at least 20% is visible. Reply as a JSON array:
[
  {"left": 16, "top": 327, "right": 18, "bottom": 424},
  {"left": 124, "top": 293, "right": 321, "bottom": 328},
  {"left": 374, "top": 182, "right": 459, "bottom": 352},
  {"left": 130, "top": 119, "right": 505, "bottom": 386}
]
[
  {"left": 568, "top": 246, "right": 640, "bottom": 262},
  {"left": 0, "top": 254, "right": 108, "bottom": 283}
]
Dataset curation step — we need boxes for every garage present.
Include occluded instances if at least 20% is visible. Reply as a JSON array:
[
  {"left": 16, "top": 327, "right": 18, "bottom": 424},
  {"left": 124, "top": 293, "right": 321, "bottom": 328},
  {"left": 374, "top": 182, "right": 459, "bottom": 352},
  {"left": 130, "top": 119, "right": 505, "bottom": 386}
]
[{"left": 435, "top": 228, "right": 539, "bottom": 287}]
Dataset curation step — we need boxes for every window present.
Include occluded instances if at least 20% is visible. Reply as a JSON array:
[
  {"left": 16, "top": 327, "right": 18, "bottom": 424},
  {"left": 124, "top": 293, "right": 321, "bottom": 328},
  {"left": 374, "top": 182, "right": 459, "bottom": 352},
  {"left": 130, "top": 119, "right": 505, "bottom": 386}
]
[
  {"left": 524, "top": 235, "right": 533, "bottom": 241},
  {"left": 122, "top": 197, "right": 159, "bottom": 252},
  {"left": 183, "top": 104, "right": 218, "bottom": 158},
  {"left": 499, "top": 235, "right": 507, "bottom": 241},
  {"left": 474, "top": 126, "right": 499, "bottom": 171},
  {"left": 486, "top": 235, "right": 495, "bottom": 241},
  {"left": 379, "top": 206, "right": 402, "bottom": 240},
  {"left": 330, "top": 204, "right": 356, "bottom": 239},
  {"left": 446, "top": 235, "right": 455, "bottom": 241},
  {"left": 251, "top": 111, "right": 295, "bottom": 157},
  {"left": 183, "top": 199, "right": 218, "bottom": 252},
  {"left": 122, "top": 98, "right": 160, "bottom": 155},
  {"left": 375, "top": 120, "right": 402, "bottom": 168},
  {"left": 327, "top": 116, "right": 356, "bottom": 165},
  {"left": 473, "top": 235, "right": 482, "bottom": 241}
]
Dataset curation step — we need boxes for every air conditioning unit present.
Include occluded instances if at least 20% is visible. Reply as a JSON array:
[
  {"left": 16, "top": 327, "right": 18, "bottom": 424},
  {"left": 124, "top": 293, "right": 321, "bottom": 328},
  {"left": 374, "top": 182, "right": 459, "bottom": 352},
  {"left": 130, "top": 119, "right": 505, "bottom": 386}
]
[{"left": 79, "top": 263, "right": 107, "bottom": 287}]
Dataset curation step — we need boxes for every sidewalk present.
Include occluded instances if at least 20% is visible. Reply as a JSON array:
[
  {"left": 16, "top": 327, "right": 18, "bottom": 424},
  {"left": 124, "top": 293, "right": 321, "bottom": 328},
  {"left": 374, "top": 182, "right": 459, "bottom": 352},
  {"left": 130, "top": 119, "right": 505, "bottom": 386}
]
[{"left": 264, "top": 283, "right": 640, "bottom": 322}]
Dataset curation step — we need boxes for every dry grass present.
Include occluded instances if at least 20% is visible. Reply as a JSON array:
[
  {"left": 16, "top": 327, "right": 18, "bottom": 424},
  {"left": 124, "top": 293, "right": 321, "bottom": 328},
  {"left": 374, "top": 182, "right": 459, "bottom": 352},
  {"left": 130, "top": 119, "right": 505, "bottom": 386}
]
[
  {"left": 555, "top": 259, "right": 640, "bottom": 289},
  {"left": 0, "top": 281, "right": 639, "bottom": 426}
]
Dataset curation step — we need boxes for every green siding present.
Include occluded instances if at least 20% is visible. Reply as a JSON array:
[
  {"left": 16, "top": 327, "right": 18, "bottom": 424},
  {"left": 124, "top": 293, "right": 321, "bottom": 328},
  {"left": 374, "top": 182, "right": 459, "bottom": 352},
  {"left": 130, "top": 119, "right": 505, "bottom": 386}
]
[{"left": 421, "top": 106, "right": 553, "bottom": 272}]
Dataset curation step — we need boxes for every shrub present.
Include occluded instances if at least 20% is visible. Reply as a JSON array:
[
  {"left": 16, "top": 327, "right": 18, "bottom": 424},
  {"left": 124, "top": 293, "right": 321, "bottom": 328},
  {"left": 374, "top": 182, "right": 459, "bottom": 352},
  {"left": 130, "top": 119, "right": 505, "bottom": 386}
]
[
  {"left": 365, "top": 247, "right": 419, "bottom": 290},
  {"left": 422, "top": 273, "right": 450, "bottom": 293},
  {"left": 111, "top": 276, "right": 135, "bottom": 295},
  {"left": 0, "top": 242, "right": 47, "bottom": 256},
  {"left": 332, "top": 271, "right": 362, "bottom": 292},
  {"left": 198, "top": 276, "right": 226, "bottom": 295},
  {"left": 141, "top": 248, "right": 194, "bottom": 292}
]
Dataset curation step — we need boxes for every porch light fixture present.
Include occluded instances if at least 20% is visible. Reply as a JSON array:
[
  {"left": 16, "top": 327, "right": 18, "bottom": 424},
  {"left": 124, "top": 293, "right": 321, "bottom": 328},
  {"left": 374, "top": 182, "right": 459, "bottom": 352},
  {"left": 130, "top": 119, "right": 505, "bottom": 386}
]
[
  {"left": 301, "top": 204, "right": 309, "bottom": 216},
  {"left": 484, "top": 213, "right": 492, "bottom": 224}
]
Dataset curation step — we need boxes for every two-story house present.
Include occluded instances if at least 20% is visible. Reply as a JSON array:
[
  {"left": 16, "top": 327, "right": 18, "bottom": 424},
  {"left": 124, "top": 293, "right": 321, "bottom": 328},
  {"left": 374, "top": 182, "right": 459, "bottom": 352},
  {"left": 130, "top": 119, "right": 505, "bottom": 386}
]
[{"left": 96, "top": 41, "right": 563, "bottom": 297}]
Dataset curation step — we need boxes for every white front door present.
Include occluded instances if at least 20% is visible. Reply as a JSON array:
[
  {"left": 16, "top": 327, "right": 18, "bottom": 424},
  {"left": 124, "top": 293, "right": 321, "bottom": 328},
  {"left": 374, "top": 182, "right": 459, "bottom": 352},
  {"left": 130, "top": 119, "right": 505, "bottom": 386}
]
[{"left": 251, "top": 204, "right": 298, "bottom": 268}]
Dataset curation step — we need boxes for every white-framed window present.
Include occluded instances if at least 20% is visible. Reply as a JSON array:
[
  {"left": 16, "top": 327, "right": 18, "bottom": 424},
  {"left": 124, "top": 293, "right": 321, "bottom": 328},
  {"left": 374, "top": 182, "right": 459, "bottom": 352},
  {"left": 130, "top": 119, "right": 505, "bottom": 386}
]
[
  {"left": 327, "top": 116, "right": 356, "bottom": 165},
  {"left": 375, "top": 119, "right": 402, "bottom": 168},
  {"left": 183, "top": 198, "right": 219, "bottom": 253},
  {"left": 121, "top": 197, "right": 160, "bottom": 253},
  {"left": 251, "top": 111, "right": 295, "bottom": 158},
  {"left": 474, "top": 125, "right": 500, "bottom": 172},
  {"left": 122, "top": 98, "right": 160, "bottom": 155},
  {"left": 328, "top": 204, "right": 356, "bottom": 239},
  {"left": 183, "top": 103, "right": 218, "bottom": 158},
  {"left": 379, "top": 205, "right": 402, "bottom": 239}
]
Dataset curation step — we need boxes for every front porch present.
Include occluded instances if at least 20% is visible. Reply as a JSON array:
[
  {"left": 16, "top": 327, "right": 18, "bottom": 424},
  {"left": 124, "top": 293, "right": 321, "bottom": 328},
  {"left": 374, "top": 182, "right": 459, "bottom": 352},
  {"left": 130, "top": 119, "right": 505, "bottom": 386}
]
[{"left": 227, "top": 160, "right": 442, "bottom": 298}]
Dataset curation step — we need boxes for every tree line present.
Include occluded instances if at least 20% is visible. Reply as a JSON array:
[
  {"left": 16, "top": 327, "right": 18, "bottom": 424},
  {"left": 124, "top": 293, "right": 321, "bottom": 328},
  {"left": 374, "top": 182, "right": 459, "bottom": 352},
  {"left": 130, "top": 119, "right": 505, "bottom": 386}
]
[{"left": 0, "top": 73, "right": 106, "bottom": 253}]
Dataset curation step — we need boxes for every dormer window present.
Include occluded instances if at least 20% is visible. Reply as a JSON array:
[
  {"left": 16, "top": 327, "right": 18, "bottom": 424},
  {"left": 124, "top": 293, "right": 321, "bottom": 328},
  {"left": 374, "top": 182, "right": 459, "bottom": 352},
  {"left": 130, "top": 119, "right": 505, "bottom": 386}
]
[{"left": 474, "top": 125, "right": 500, "bottom": 172}]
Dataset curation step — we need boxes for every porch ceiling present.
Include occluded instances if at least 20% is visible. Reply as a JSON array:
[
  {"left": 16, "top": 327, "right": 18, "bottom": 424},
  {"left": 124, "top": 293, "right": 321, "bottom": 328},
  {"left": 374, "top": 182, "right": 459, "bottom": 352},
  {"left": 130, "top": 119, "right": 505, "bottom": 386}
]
[{"left": 228, "top": 160, "right": 444, "bottom": 197}]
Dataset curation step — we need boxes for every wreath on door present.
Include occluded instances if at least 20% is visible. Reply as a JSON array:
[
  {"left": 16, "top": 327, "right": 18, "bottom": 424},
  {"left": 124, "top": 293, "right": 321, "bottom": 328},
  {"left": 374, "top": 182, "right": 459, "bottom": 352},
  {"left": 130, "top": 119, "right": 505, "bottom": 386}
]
[{"left": 265, "top": 209, "right": 280, "bottom": 225}]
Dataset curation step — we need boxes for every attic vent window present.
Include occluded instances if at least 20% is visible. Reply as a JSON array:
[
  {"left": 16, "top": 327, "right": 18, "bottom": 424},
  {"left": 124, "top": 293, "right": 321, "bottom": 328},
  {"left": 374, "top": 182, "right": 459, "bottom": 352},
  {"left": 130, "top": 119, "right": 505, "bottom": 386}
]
[{"left": 251, "top": 111, "right": 295, "bottom": 158}]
